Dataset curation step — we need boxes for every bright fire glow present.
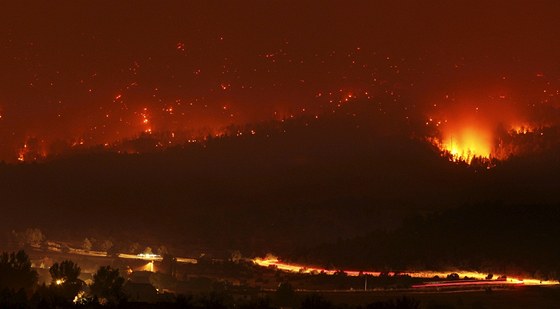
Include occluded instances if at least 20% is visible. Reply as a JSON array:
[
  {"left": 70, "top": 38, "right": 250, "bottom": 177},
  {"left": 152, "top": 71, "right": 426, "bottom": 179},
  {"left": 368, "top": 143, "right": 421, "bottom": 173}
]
[
  {"left": 17, "top": 144, "right": 27, "bottom": 162},
  {"left": 427, "top": 100, "right": 539, "bottom": 165},
  {"left": 438, "top": 126, "right": 493, "bottom": 163},
  {"left": 431, "top": 121, "right": 538, "bottom": 165},
  {"left": 510, "top": 124, "right": 534, "bottom": 135}
]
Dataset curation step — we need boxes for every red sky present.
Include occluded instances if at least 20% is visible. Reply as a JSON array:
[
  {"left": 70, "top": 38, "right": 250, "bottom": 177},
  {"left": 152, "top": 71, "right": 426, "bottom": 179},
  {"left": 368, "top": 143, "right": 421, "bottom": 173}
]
[{"left": 2, "top": 1, "right": 560, "bottom": 160}]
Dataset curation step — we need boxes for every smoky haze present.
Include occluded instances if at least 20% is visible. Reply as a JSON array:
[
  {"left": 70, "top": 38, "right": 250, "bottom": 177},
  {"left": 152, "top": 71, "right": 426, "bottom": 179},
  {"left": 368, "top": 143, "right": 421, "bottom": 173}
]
[{"left": 1, "top": 1, "right": 560, "bottom": 161}]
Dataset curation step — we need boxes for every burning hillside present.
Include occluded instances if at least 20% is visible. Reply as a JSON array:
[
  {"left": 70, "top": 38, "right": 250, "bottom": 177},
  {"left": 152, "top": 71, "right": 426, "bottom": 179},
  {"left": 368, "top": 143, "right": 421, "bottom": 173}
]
[{"left": 425, "top": 99, "right": 549, "bottom": 165}]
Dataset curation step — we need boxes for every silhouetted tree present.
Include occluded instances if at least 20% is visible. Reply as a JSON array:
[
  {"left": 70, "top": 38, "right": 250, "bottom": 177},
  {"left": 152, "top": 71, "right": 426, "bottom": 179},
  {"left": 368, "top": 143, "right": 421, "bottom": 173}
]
[
  {"left": 90, "top": 266, "right": 126, "bottom": 304},
  {"left": 30, "top": 283, "right": 66, "bottom": 308},
  {"left": 446, "top": 273, "right": 459, "bottom": 280},
  {"left": 50, "top": 260, "right": 80, "bottom": 285},
  {"left": 49, "top": 260, "right": 82, "bottom": 302},
  {"left": 0, "top": 250, "right": 38, "bottom": 293},
  {"left": 161, "top": 254, "right": 177, "bottom": 277},
  {"left": 13, "top": 228, "right": 45, "bottom": 248},
  {"left": 0, "top": 287, "right": 28, "bottom": 308}
]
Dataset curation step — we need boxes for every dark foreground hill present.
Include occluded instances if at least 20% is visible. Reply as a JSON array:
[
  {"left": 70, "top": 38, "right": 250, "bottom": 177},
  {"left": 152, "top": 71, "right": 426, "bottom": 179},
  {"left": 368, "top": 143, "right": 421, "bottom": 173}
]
[
  {"left": 291, "top": 203, "right": 560, "bottom": 279},
  {"left": 1, "top": 111, "right": 560, "bottom": 257}
]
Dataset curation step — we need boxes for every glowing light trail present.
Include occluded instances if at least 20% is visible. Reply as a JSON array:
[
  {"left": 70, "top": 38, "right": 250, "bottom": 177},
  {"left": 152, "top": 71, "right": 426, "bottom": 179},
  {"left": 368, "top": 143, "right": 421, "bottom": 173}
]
[
  {"left": 253, "top": 256, "right": 559, "bottom": 287},
  {"left": 412, "top": 279, "right": 524, "bottom": 288}
]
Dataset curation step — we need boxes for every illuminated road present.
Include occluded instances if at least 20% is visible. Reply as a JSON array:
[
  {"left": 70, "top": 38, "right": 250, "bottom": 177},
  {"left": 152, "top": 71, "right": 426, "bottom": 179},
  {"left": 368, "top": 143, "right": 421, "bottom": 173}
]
[
  {"left": 41, "top": 246, "right": 560, "bottom": 288},
  {"left": 117, "top": 253, "right": 197, "bottom": 264},
  {"left": 46, "top": 246, "right": 197, "bottom": 264},
  {"left": 252, "top": 256, "right": 559, "bottom": 287}
]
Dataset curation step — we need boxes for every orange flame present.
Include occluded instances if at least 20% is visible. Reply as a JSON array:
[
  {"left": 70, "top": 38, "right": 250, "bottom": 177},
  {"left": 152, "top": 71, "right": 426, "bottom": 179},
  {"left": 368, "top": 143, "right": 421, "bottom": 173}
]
[
  {"left": 439, "top": 126, "right": 493, "bottom": 163},
  {"left": 427, "top": 97, "right": 536, "bottom": 165}
]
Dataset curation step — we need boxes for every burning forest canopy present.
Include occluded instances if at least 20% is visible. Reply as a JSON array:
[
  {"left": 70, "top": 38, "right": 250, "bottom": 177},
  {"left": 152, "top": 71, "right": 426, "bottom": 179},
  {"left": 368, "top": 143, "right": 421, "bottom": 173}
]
[{"left": 2, "top": 2, "right": 560, "bottom": 166}]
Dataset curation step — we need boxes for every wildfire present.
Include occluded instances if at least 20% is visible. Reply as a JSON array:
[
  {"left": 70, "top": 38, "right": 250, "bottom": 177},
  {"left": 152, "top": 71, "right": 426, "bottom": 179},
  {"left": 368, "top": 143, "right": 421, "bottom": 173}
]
[
  {"left": 430, "top": 121, "right": 539, "bottom": 165},
  {"left": 17, "top": 144, "right": 27, "bottom": 162},
  {"left": 510, "top": 124, "right": 533, "bottom": 135},
  {"left": 16, "top": 139, "right": 47, "bottom": 162},
  {"left": 427, "top": 100, "right": 538, "bottom": 165},
  {"left": 140, "top": 107, "right": 152, "bottom": 133},
  {"left": 436, "top": 126, "right": 493, "bottom": 164}
]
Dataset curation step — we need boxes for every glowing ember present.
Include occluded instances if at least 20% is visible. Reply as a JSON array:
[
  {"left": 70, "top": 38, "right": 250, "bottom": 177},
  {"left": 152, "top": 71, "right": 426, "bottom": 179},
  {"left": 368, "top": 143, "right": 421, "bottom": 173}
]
[{"left": 17, "top": 144, "right": 27, "bottom": 162}]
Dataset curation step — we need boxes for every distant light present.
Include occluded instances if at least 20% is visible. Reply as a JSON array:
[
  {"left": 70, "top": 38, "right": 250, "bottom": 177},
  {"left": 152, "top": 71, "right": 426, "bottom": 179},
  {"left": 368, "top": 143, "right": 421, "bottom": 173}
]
[{"left": 137, "top": 253, "right": 161, "bottom": 259}]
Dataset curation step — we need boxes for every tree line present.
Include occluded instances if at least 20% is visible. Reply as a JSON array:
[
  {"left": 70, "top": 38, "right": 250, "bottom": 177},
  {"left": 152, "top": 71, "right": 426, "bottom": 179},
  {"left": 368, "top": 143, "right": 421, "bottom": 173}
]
[
  {"left": 0, "top": 250, "right": 424, "bottom": 308},
  {"left": 0, "top": 250, "right": 125, "bottom": 307}
]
